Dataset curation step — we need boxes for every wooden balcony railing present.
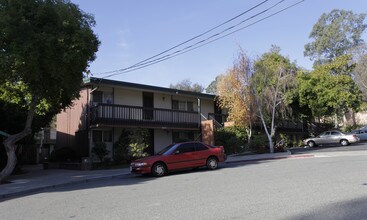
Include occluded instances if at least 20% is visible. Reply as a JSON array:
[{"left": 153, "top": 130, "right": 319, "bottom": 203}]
[{"left": 90, "top": 103, "right": 200, "bottom": 129}]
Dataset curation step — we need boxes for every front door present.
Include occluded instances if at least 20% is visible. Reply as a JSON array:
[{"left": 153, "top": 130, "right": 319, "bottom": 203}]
[{"left": 143, "top": 92, "right": 154, "bottom": 120}]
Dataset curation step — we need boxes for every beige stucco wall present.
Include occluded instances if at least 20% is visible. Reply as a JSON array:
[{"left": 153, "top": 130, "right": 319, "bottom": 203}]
[
  {"left": 200, "top": 99, "right": 215, "bottom": 120},
  {"left": 154, "top": 129, "right": 173, "bottom": 154},
  {"left": 154, "top": 93, "right": 171, "bottom": 109},
  {"left": 114, "top": 88, "right": 142, "bottom": 106}
]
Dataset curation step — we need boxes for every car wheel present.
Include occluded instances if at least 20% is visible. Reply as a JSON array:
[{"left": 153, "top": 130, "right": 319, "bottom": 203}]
[
  {"left": 151, "top": 162, "right": 167, "bottom": 177},
  {"left": 206, "top": 157, "right": 218, "bottom": 170},
  {"left": 340, "top": 139, "right": 349, "bottom": 146},
  {"left": 307, "top": 141, "right": 316, "bottom": 148}
]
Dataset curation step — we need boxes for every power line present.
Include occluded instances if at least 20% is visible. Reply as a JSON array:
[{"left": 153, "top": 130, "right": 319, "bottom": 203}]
[
  {"left": 108, "top": 0, "right": 286, "bottom": 72},
  {"left": 100, "top": 0, "right": 305, "bottom": 79},
  {"left": 103, "top": 0, "right": 305, "bottom": 79},
  {"left": 95, "top": 0, "right": 270, "bottom": 76}
]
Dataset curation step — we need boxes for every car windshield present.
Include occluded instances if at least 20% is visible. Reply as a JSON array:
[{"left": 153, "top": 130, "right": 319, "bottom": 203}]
[{"left": 156, "top": 144, "right": 175, "bottom": 155}]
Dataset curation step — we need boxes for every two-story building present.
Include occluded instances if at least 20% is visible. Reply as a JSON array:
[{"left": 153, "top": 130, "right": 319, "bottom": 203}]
[{"left": 56, "top": 77, "right": 225, "bottom": 160}]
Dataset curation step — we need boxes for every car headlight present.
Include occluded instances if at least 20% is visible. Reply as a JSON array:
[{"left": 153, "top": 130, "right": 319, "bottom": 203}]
[{"left": 133, "top": 162, "right": 148, "bottom": 167}]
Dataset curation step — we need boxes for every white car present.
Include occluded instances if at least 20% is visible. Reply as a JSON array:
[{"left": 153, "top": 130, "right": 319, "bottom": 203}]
[{"left": 303, "top": 130, "right": 360, "bottom": 147}]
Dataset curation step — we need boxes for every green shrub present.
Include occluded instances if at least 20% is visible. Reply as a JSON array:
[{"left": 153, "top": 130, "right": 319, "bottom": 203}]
[
  {"left": 129, "top": 142, "right": 150, "bottom": 158},
  {"left": 92, "top": 142, "right": 109, "bottom": 163},
  {"left": 113, "top": 128, "right": 152, "bottom": 162},
  {"left": 113, "top": 129, "right": 130, "bottom": 163},
  {"left": 343, "top": 124, "right": 360, "bottom": 133},
  {"left": 215, "top": 126, "right": 248, "bottom": 154},
  {"left": 274, "top": 133, "right": 290, "bottom": 152},
  {"left": 249, "top": 134, "right": 268, "bottom": 153}
]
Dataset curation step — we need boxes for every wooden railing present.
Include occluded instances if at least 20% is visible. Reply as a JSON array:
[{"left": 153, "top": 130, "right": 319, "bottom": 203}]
[{"left": 90, "top": 103, "right": 200, "bottom": 129}]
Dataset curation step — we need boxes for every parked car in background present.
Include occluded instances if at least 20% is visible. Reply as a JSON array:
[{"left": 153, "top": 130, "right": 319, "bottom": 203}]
[
  {"left": 303, "top": 130, "right": 360, "bottom": 147},
  {"left": 130, "top": 142, "right": 227, "bottom": 177},
  {"left": 350, "top": 129, "right": 367, "bottom": 141}
]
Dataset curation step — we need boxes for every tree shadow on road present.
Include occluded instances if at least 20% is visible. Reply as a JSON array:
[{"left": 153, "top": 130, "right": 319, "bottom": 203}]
[{"left": 286, "top": 196, "right": 367, "bottom": 220}]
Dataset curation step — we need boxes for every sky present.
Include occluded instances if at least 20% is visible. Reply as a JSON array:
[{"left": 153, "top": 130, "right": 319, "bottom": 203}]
[{"left": 71, "top": 0, "right": 367, "bottom": 90}]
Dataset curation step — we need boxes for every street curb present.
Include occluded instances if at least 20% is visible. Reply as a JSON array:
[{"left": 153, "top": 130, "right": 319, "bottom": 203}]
[
  {"left": 0, "top": 172, "right": 130, "bottom": 200},
  {"left": 225, "top": 153, "right": 315, "bottom": 164},
  {"left": 1, "top": 153, "right": 316, "bottom": 200}
]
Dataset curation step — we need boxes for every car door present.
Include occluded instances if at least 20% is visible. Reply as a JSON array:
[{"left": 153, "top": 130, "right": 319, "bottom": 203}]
[
  {"left": 329, "top": 131, "right": 342, "bottom": 144},
  {"left": 317, "top": 132, "right": 330, "bottom": 144},
  {"left": 165, "top": 143, "right": 196, "bottom": 170},
  {"left": 359, "top": 130, "right": 367, "bottom": 141},
  {"left": 193, "top": 143, "right": 210, "bottom": 166}
]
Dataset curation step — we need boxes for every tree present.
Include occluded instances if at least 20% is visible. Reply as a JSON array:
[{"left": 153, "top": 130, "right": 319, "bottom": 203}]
[
  {"left": 216, "top": 51, "right": 255, "bottom": 144},
  {"left": 251, "top": 47, "right": 296, "bottom": 153},
  {"left": 169, "top": 79, "right": 204, "bottom": 93},
  {"left": 355, "top": 54, "right": 367, "bottom": 100},
  {"left": 351, "top": 44, "right": 367, "bottom": 100},
  {"left": 304, "top": 9, "right": 366, "bottom": 64},
  {"left": 0, "top": 0, "right": 99, "bottom": 182},
  {"left": 206, "top": 75, "right": 223, "bottom": 94},
  {"left": 297, "top": 55, "right": 362, "bottom": 127}
]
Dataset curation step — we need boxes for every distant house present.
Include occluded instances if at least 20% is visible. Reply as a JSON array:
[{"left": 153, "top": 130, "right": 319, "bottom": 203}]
[{"left": 56, "top": 77, "right": 226, "bottom": 160}]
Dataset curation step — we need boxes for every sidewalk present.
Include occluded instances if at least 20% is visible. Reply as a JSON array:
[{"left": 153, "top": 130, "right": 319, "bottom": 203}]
[
  {"left": 0, "top": 151, "right": 300, "bottom": 200},
  {"left": 0, "top": 165, "right": 130, "bottom": 200}
]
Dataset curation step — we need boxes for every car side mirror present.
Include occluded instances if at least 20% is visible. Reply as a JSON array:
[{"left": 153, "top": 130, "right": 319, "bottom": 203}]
[{"left": 174, "top": 150, "right": 180, "bottom": 155}]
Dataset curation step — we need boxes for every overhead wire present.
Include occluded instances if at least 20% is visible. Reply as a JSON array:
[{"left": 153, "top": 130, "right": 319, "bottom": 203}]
[
  {"left": 103, "top": 0, "right": 305, "bottom": 78},
  {"left": 98, "top": 0, "right": 305, "bottom": 79},
  {"left": 105, "top": 0, "right": 286, "bottom": 74},
  {"left": 95, "top": 0, "right": 270, "bottom": 76}
]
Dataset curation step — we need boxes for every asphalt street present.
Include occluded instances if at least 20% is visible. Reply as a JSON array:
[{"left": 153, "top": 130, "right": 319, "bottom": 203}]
[{"left": 1, "top": 142, "right": 367, "bottom": 220}]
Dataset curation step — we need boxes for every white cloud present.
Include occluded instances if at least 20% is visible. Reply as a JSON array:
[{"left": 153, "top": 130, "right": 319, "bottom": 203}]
[{"left": 117, "top": 29, "right": 131, "bottom": 49}]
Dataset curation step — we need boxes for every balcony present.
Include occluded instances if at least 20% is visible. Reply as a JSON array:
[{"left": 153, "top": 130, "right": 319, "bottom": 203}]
[{"left": 90, "top": 103, "right": 200, "bottom": 129}]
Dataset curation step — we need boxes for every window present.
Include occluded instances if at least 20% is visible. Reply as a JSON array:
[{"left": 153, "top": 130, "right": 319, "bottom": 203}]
[
  {"left": 92, "top": 130, "right": 112, "bottom": 143},
  {"left": 103, "top": 131, "right": 113, "bottom": 142},
  {"left": 187, "top": 102, "right": 194, "bottom": 111},
  {"left": 172, "top": 100, "right": 195, "bottom": 111},
  {"left": 92, "top": 91, "right": 103, "bottom": 103},
  {"left": 172, "top": 100, "right": 179, "bottom": 110},
  {"left": 92, "top": 130, "right": 102, "bottom": 142},
  {"left": 179, "top": 101, "right": 186, "bottom": 110},
  {"left": 177, "top": 143, "right": 195, "bottom": 154},
  {"left": 92, "top": 91, "right": 113, "bottom": 104},
  {"left": 103, "top": 92, "right": 113, "bottom": 104},
  {"left": 195, "top": 143, "right": 208, "bottom": 151}
]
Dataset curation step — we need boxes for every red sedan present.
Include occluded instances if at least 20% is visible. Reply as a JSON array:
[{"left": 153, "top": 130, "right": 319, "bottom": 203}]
[{"left": 130, "top": 142, "right": 227, "bottom": 177}]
